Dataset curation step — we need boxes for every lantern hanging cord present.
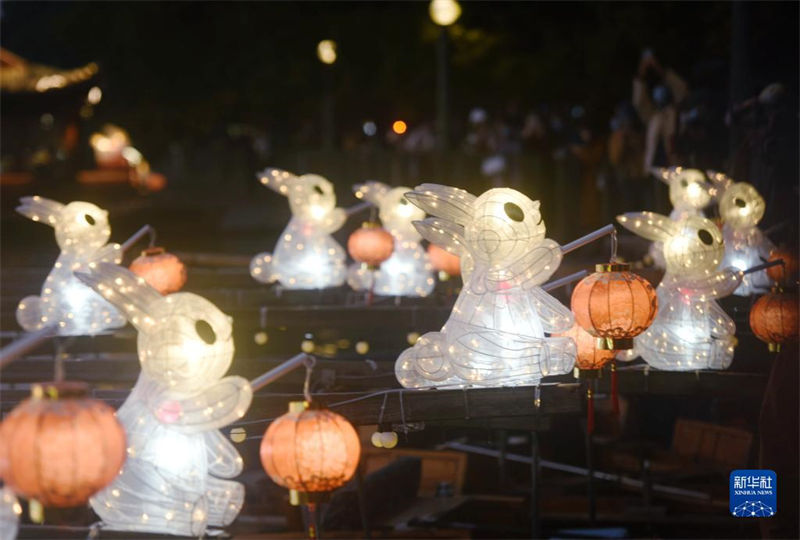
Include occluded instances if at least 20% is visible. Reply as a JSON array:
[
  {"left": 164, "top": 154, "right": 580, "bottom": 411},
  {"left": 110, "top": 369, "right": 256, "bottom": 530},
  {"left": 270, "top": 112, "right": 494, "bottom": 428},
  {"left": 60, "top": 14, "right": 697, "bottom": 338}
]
[
  {"left": 609, "top": 228, "right": 618, "bottom": 263},
  {"left": 303, "top": 355, "right": 316, "bottom": 403},
  {"left": 120, "top": 224, "right": 157, "bottom": 253}
]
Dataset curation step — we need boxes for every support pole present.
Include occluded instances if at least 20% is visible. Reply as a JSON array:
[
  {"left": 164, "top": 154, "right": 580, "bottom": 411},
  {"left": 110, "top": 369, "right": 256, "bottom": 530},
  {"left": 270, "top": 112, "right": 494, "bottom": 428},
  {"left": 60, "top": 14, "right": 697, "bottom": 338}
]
[
  {"left": 541, "top": 270, "right": 588, "bottom": 292},
  {"left": 0, "top": 326, "right": 57, "bottom": 370},
  {"left": 345, "top": 201, "right": 373, "bottom": 217},
  {"left": 560, "top": 224, "right": 616, "bottom": 255},
  {"left": 250, "top": 353, "right": 314, "bottom": 392},
  {"left": 121, "top": 225, "right": 156, "bottom": 253}
]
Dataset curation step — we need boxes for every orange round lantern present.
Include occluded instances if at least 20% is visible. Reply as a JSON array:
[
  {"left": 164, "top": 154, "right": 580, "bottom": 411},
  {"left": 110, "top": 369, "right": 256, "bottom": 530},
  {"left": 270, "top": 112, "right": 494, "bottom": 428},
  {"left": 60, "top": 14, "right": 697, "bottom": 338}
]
[
  {"left": 129, "top": 247, "right": 187, "bottom": 295},
  {"left": 750, "top": 289, "right": 799, "bottom": 352},
  {"left": 0, "top": 382, "right": 126, "bottom": 507},
  {"left": 427, "top": 244, "right": 461, "bottom": 277},
  {"left": 557, "top": 322, "right": 617, "bottom": 370},
  {"left": 347, "top": 222, "right": 394, "bottom": 269},
  {"left": 260, "top": 401, "right": 360, "bottom": 501},
  {"left": 571, "top": 263, "right": 658, "bottom": 350},
  {"left": 767, "top": 248, "right": 799, "bottom": 284}
]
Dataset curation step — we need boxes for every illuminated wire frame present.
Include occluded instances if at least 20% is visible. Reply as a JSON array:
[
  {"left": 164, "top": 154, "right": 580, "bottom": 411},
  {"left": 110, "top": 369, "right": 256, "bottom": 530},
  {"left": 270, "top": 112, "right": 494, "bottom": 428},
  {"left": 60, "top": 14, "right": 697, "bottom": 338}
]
[
  {"left": 395, "top": 185, "right": 576, "bottom": 388},
  {"left": 250, "top": 169, "right": 347, "bottom": 289},
  {"left": 617, "top": 212, "right": 742, "bottom": 370},
  {"left": 15, "top": 196, "right": 126, "bottom": 336},
  {"left": 77, "top": 264, "right": 253, "bottom": 536},
  {"left": 647, "top": 167, "right": 716, "bottom": 268},
  {"left": 348, "top": 182, "right": 435, "bottom": 297},
  {"left": 0, "top": 382, "right": 126, "bottom": 508},
  {"left": 718, "top": 182, "right": 774, "bottom": 296}
]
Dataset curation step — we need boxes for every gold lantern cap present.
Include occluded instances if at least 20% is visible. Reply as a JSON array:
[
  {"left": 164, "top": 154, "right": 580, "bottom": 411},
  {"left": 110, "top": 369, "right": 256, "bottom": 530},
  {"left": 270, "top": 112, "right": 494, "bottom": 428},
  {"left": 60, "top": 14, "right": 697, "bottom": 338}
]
[
  {"left": 31, "top": 381, "right": 89, "bottom": 400},
  {"left": 595, "top": 262, "right": 631, "bottom": 273},
  {"left": 596, "top": 336, "right": 633, "bottom": 350}
]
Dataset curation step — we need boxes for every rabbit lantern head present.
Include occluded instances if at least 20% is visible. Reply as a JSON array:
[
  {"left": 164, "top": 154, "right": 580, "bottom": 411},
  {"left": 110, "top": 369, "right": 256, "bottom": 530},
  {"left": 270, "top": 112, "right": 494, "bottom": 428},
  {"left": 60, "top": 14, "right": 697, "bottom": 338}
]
[
  {"left": 617, "top": 211, "right": 742, "bottom": 370},
  {"left": 719, "top": 182, "right": 765, "bottom": 230},
  {"left": 355, "top": 182, "right": 426, "bottom": 234},
  {"left": 395, "top": 184, "right": 576, "bottom": 387},
  {"left": 251, "top": 168, "right": 347, "bottom": 289}
]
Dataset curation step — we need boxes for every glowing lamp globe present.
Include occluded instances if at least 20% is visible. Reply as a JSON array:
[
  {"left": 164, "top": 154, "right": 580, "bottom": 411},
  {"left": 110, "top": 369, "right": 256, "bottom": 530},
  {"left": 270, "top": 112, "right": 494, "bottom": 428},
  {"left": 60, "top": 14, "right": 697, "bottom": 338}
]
[
  {"left": 750, "top": 290, "right": 799, "bottom": 352},
  {"left": 0, "top": 382, "right": 126, "bottom": 508},
  {"left": 429, "top": 0, "right": 462, "bottom": 26},
  {"left": 427, "top": 243, "right": 461, "bottom": 276},
  {"left": 767, "top": 248, "right": 799, "bottom": 284},
  {"left": 556, "top": 322, "right": 616, "bottom": 370},
  {"left": 260, "top": 401, "right": 361, "bottom": 501},
  {"left": 348, "top": 222, "right": 394, "bottom": 269},
  {"left": 129, "top": 247, "right": 187, "bottom": 295},
  {"left": 90, "top": 125, "right": 130, "bottom": 169},
  {"left": 571, "top": 263, "right": 658, "bottom": 349}
]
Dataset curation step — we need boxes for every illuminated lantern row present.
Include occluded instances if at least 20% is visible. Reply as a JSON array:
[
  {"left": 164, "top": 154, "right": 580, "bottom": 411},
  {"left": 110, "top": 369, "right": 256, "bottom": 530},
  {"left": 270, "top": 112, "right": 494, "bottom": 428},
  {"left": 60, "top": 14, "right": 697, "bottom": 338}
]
[
  {"left": 718, "top": 182, "right": 774, "bottom": 296},
  {"left": 77, "top": 264, "right": 253, "bottom": 536},
  {"left": 767, "top": 248, "right": 799, "bottom": 285},
  {"left": 347, "top": 222, "right": 394, "bottom": 268},
  {"left": 0, "top": 382, "right": 126, "bottom": 508},
  {"left": 251, "top": 168, "right": 347, "bottom": 289},
  {"left": 395, "top": 185, "right": 576, "bottom": 388},
  {"left": 129, "top": 247, "right": 187, "bottom": 295},
  {"left": 750, "top": 289, "right": 799, "bottom": 352},
  {"left": 349, "top": 182, "right": 435, "bottom": 297},
  {"left": 15, "top": 196, "right": 126, "bottom": 336},
  {"left": 571, "top": 263, "right": 658, "bottom": 350},
  {"left": 648, "top": 167, "right": 714, "bottom": 269},
  {"left": 427, "top": 243, "right": 461, "bottom": 278},
  {"left": 617, "top": 212, "right": 742, "bottom": 370}
]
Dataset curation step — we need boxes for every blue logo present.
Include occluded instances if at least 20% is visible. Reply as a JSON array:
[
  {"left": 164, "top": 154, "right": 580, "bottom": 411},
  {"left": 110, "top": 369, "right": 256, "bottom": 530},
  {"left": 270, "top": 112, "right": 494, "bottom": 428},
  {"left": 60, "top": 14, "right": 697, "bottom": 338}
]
[{"left": 730, "top": 469, "right": 776, "bottom": 517}]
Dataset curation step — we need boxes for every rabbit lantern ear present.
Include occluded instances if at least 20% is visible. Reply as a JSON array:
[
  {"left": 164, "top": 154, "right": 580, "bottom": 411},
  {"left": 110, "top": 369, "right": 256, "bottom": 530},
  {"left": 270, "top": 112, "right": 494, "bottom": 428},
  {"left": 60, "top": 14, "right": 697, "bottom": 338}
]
[
  {"left": 16, "top": 196, "right": 65, "bottom": 226},
  {"left": 75, "top": 263, "right": 162, "bottom": 331},
  {"left": 650, "top": 166, "right": 678, "bottom": 185},
  {"left": 414, "top": 217, "right": 467, "bottom": 255},
  {"left": 405, "top": 184, "right": 476, "bottom": 227},
  {"left": 617, "top": 212, "right": 678, "bottom": 242},
  {"left": 257, "top": 168, "right": 299, "bottom": 197},
  {"left": 353, "top": 181, "right": 391, "bottom": 206}
]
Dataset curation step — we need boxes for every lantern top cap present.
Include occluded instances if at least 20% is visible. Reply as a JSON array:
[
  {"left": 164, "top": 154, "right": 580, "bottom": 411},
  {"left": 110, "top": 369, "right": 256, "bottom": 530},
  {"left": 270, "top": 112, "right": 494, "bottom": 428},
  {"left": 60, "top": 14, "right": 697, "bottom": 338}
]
[
  {"left": 288, "top": 400, "right": 309, "bottom": 413},
  {"left": 360, "top": 221, "right": 382, "bottom": 230},
  {"left": 140, "top": 246, "right": 166, "bottom": 257},
  {"left": 31, "top": 381, "right": 89, "bottom": 400},
  {"left": 595, "top": 262, "right": 631, "bottom": 273}
]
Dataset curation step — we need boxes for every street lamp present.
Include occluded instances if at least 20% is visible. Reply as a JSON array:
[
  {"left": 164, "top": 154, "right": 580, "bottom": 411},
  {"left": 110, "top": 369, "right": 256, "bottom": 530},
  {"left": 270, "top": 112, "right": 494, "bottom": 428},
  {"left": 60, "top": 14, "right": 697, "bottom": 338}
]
[
  {"left": 317, "top": 40, "right": 337, "bottom": 149},
  {"left": 429, "top": 0, "right": 461, "bottom": 165}
]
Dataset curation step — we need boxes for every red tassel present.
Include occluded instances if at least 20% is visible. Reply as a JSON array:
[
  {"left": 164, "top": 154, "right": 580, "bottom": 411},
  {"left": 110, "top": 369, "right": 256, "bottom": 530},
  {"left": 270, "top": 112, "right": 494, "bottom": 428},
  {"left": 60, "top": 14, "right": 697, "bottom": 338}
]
[
  {"left": 586, "top": 388, "right": 594, "bottom": 434},
  {"left": 611, "top": 361, "right": 620, "bottom": 417}
]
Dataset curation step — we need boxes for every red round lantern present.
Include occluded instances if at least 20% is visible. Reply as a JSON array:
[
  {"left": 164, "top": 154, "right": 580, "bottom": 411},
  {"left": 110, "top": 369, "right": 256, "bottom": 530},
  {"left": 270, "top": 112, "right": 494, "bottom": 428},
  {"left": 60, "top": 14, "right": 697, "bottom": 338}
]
[
  {"left": 767, "top": 248, "right": 799, "bottom": 285},
  {"left": 571, "top": 263, "right": 658, "bottom": 350},
  {"left": 557, "top": 322, "right": 617, "bottom": 370},
  {"left": 260, "top": 401, "right": 360, "bottom": 500},
  {"left": 129, "top": 247, "right": 187, "bottom": 295},
  {"left": 750, "top": 289, "right": 799, "bottom": 352},
  {"left": 347, "top": 222, "right": 394, "bottom": 269},
  {"left": 0, "top": 382, "right": 126, "bottom": 507},
  {"left": 427, "top": 244, "right": 461, "bottom": 277}
]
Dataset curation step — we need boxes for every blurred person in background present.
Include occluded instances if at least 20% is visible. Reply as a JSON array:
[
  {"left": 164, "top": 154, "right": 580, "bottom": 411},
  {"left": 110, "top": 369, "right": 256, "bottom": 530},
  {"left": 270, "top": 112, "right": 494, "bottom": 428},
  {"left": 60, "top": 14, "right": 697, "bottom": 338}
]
[{"left": 608, "top": 101, "right": 646, "bottom": 213}]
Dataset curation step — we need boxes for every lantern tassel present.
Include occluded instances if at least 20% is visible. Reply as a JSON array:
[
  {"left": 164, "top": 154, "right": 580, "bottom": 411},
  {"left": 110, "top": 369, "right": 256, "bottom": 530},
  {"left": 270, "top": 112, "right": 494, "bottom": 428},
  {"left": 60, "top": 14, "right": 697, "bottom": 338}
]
[
  {"left": 586, "top": 387, "right": 594, "bottom": 435},
  {"left": 611, "top": 361, "right": 619, "bottom": 417},
  {"left": 305, "top": 502, "right": 318, "bottom": 540}
]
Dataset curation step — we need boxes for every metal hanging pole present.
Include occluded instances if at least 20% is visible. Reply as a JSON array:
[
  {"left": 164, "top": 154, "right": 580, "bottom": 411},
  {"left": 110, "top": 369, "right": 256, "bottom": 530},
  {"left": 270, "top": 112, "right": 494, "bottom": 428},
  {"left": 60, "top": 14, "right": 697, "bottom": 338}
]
[
  {"left": 541, "top": 270, "right": 588, "bottom": 292},
  {"left": 0, "top": 325, "right": 57, "bottom": 370},
  {"left": 121, "top": 224, "right": 156, "bottom": 253},
  {"left": 560, "top": 224, "right": 616, "bottom": 255},
  {"left": 250, "top": 353, "right": 315, "bottom": 392}
]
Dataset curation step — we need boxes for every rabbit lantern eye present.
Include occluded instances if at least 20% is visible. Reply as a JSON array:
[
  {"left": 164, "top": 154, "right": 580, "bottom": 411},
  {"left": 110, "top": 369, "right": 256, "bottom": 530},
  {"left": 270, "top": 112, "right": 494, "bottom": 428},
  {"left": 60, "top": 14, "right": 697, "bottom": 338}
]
[
  {"left": 400, "top": 197, "right": 409, "bottom": 206},
  {"left": 680, "top": 179, "right": 688, "bottom": 188},
  {"left": 195, "top": 319, "right": 216, "bottom": 345},
  {"left": 313, "top": 185, "right": 324, "bottom": 195},
  {"left": 697, "top": 229, "right": 714, "bottom": 246},
  {"left": 734, "top": 198, "right": 747, "bottom": 208},
  {"left": 504, "top": 202, "right": 524, "bottom": 222},
  {"left": 84, "top": 214, "right": 96, "bottom": 225}
]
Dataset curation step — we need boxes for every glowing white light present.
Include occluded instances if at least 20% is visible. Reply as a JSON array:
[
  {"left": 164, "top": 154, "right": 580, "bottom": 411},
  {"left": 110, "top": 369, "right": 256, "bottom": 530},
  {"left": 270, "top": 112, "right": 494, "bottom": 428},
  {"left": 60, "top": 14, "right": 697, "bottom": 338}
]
[
  {"left": 347, "top": 182, "right": 435, "bottom": 297},
  {"left": 87, "top": 86, "right": 103, "bottom": 105},
  {"left": 395, "top": 184, "right": 575, "bottom": 388},
  {"left": 15, "top": 196, "right": 125, "bottom": 336},
  {"left": 77, "top": 264, "right": 252, "bottom": 536},
  {"left": 317, "top": 40, "right": 337, "bottom": 65},
  {"left": 362, "top": 121, "right": 377, "bottom": 137},
  {"left": 251, "top": 169, "right": 347, "bottom": 289},
  {"left": 429, "top": 0, "right": 462, "bottom": 26},
  {"left": 0, "top": 487, "right": 20, "bottom": 540}
]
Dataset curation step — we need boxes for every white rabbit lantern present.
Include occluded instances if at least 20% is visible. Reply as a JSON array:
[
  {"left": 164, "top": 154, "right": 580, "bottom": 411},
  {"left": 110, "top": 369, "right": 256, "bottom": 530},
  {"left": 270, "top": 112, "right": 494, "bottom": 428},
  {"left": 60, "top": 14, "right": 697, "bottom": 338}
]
[
  {"left": 76, "top": 264, "right": 253, "bottom": 536},
  {"left": 348, "top": 182, "right": 435, "bottom": 297},
  {"left": 250, "top": 168, "right": 347, "bottom": 289},
  {"left": 15, "top": 196, "right": 126, "bottom": 336},
  {"left": 395, "top": 184, "right": 576, "bottom": 388},
  {"left": 617, "top": 212, "right": 743, "bottom": 371},
  {"left": 718, "top": 182, "right": 774, "bottom": 296},
  {"left": 648, "top": 168, "right": 715, "bottom": 269}
]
